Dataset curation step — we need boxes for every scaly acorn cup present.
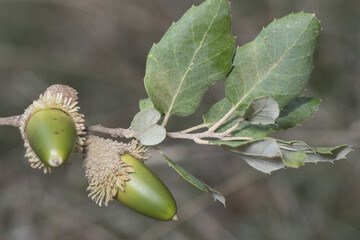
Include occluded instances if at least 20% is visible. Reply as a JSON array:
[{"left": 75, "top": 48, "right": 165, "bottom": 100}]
[
  {"left": 84, "top": 136, "right": 177, "bottom": 221},
  {"left": 19, "top": 84, "right": 85, "bottom": 173}
]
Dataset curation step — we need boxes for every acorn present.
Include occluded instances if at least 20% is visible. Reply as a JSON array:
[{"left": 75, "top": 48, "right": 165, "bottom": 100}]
[
  {"left": 84, "top": 136, "right": 177, "bottom": 221},
  {"left": 19, "top": 84, "right": 85, "bottom": 173},
  {"left": 115, "top": 154, "right": 177, "bottom": 221},
  {"left": 25, "top": 109, "right": 77, "bottom": 167}
]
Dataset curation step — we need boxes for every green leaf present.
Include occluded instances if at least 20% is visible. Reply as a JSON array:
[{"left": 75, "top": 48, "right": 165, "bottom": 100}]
[
  {"left": 226, "top": 12, "right": 321, "bottom": 111},
  {"left": 210, "top": 139, "right": 250, "bottom": 147},
  {"left": 243, "top": 97, "right": 279, "bottom": 124},
  {"left": 310, "top": 146, "right": 345, "bottom": 154},
  {"left": 130, "top": 109, "right": 166, "bottom": 146},
  {"left": 202, "top": 13, "right": 320, "bottom": 148},
  {"left": 223, "top": 138, "right": 352, "bottom": 174},
  {"left": 139, "top": 98, "right": 158, "bottom": 112},
  {"left": 160, "top": 151, "right": 225, "bottom": 206},
  {"left": 203, "top": 98, "right": 233, "bottom": 126},
  {"left": 144, "top": 0, "right": 235, "bottom": 118},
  {"left": 233, "top": 123, "right": 276, "bottom": 139},
  {"left": 276, "top": 97, "right": 321, "bottom": 129},
  {"left": 282, "top": 151, "right": 306, "bottom": 168}
]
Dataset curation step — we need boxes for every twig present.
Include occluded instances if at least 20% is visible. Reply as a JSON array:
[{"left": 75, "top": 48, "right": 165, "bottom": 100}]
[
  {"left": 161, "top": 112, "right": 171, "bottom": 127},
  {"left": 167, "top": 131, "right": 251, "bottom": 144},
  {"left": 167, "top": 131, "right": 227, "bottom": 140},
  {"left": 221, "top": 136, "right": 252, "bottom": 141},
  {"left": 223, "top": 119, "right": 245, "bottom": 135},
  {"left": 0, "top": 115, "right": 22, "bottom": 127},
  {"left": 208, "top": 104, "right": 239, "bottom": 133},
  {"left": 193, "top": 138, "right": 214, "bottom": 145},
  {"left": 87, "top": 124, "right": 133, "bottom": 138},
  {"left": 179, "top": 123, "right": 211, "bottom": 134}
]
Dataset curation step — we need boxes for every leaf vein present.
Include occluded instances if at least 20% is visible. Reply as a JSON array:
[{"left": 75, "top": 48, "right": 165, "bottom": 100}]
[
  {"left": 165, "top": 1, "right": 222, "bottom": 117},
  {"left": 233, "top": 18, "right": 315, "bottom": 110}
]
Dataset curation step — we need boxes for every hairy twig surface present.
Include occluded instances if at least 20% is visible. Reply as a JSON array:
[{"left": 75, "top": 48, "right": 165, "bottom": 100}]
[
  {"left": 0, "top": 115, "right": 22, "bottom": 127},
  {"left": 167, "top": 130, "right": 251, "bottom": 144},
  {"left": 87, "top": 124, "right": 133, "bottom": 138}
]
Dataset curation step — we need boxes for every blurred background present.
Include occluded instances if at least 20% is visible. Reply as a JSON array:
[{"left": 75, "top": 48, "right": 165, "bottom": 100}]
[{"left": 0, "top": 0, "right": 359, "bottom": 239}]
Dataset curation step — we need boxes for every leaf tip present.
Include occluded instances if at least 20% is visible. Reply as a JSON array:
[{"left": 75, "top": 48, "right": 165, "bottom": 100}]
[{"left": 210, "top": 191, "right": 226, "bottom": 207}]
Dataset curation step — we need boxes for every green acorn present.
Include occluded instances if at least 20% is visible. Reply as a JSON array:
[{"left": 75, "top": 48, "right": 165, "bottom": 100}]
[
  {"left": 84, "top": 136, "right": 177, "bottom": 221},
  {"left": 115, "top": 154, "right": 177, "bottom": 221},
  {"left": 25, "top": 109, "right": 77, "bottom": 167},
  {"left": 19, "top": 84, "right": 85, "bottom": 173}
]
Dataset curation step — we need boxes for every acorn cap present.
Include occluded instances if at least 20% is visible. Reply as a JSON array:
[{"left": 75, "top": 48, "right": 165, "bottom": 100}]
[
  {"left": 19, "top": 84, "right": 85, "bottom": 173},
  {"left": 83, "top": 135, "right": 137, "bottom": 206}
]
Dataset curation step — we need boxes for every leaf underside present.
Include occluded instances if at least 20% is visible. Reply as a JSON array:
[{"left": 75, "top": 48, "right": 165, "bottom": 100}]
[
  {"left": 243, "top": 97, "right": 280, "bottom": 125},
  {"left": 223, "top": 138, "right": 353, "bottom": 174},
  {"left": 130, "top": 109, "right": 166, "bottom": 146}
]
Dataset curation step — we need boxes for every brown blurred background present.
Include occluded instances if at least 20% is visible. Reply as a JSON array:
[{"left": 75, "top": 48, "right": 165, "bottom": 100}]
[{"left": 0, "top": 0, "right": 359, "bottom": 239}]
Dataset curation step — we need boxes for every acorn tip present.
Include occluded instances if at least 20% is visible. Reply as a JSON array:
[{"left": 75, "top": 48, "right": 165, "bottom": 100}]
[{"left": 49, "top": 155, "right": 63, "bottom": 167}]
